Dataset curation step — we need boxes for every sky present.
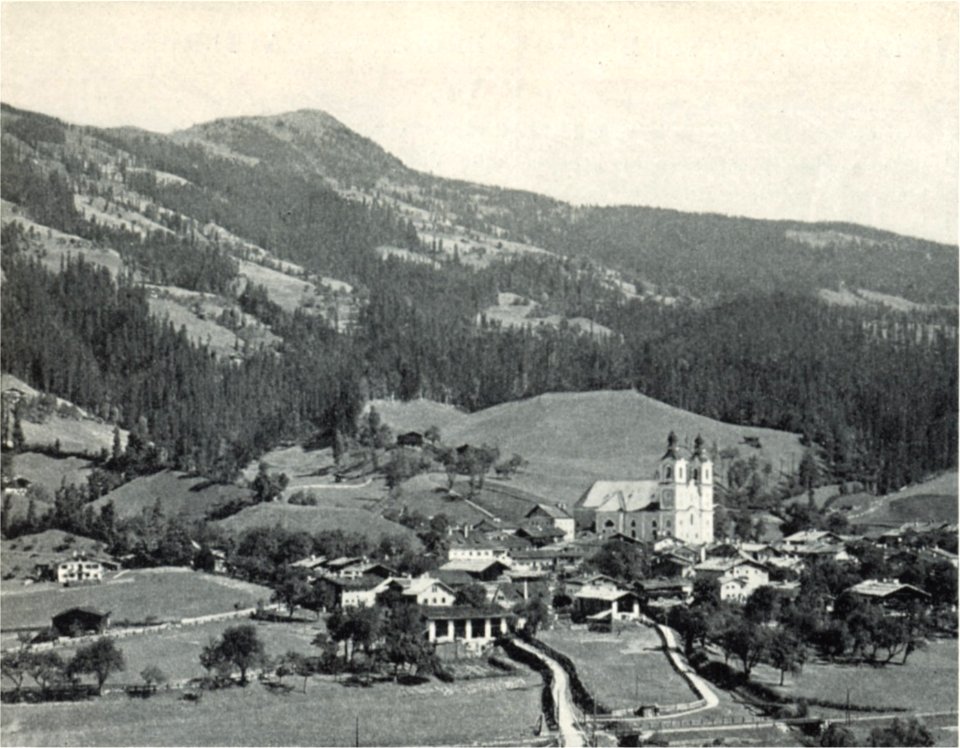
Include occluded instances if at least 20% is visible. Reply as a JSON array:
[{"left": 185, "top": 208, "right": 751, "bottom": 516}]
[{"left": 1, "top": 2, "right": 957, "bottom": 244}]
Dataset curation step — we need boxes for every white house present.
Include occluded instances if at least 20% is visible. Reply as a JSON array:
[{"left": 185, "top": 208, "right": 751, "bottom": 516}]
[
  {"left": 577, "top": 433, "right": 714, "bottom": 545},
  {"left": 694, "top": 557, "right": 769, "bottom": 602},
  {"left": 56, "top": 559, "right": 103, "bottom": 585}
]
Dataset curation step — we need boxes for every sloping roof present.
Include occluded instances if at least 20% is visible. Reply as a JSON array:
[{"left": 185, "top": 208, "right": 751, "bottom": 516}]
[
  {"left": 694, "top": 557, "right": 767, "bottom": 574},
  {"left": 782, "top": 530, "right": 843, "bottom": 544},
  {"left": 526, "top": 503, "right": 571, "bottom": 520},
  {"left": 291, "top": 554, "right": 328, "bottom": 569},
  {"left": 574, "top": 584, "right": 636, "bottom": 602},
  {"left": 403, "top": 576, "right": 456, "bottom": 596},
  {"left": 847, "top": 580, "right": 930, "bottom": 599},
  {"left": 420, "top": 605, "right": 514, "bottom": 620},
  {"left": 576, "top": 480, "right": 659, "bottom": 512},
  {"left": 517, "top": 523, "right": 565, "bottom": 540},
  {"left": 315, "top": 574, "right": 382, "bottom": 591},
  {"left": 440, "top": 558, "right": 511, "bottom": 573}
]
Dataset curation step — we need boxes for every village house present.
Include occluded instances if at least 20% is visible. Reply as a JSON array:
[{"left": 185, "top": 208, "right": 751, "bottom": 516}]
[
  {"left": 524, "top": 503, "right": 576, "bottom": 542},
  {"left": 313, "top": 575, "right": 383, "bottom": 609},
  {"left": 447, "top": 534, "right": 515, "bottom": 562},
  {"left": 573, "top": 583, "right": 643, "bottom": 623},
  {"left": 438, "top": 558, "right": 512, "bottom": 584},
  {"left": 422, "top": 606, "right": 512, "bottom": 655},
  {"left": 56, "top": 559, "right": 104, "bottom": 585},
  {"left": 693, "top": 557, "right": 770, "bottom": 603},
  {"left": 638, "top": 577, "right": 694, "bottom": 611},
  {"left": 515, "top": 522, "right": 566, "bottom": 548},
  {"left": 576, "top": 433, "right": 714, "bottom": 545},
  {"left": 845, "top": 579, "right": 931, "bottom": 611},
  {"left": 378, "top": 576, "right": 457, "bottom": 607}
]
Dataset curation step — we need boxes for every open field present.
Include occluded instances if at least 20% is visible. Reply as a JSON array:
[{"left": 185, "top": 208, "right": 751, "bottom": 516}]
[
  {"left": 539, "top": 624, "right": 699, "bottom": 711},
  {"left": 843, "top": 471, "right": 958, "bottom": 526},
  {"left": 480, "top": 292, "right": 615, "bottom": 340},
  {"left": 1, "top": 666, "right": 544, "bottom": 746},
  {"left": 367, "top": 398, "right": 469, "bottom": 436},
  {"left": 236, "top": 259, "right": 317, "bottom": 313},
  {"left": 388, "top": 474, "right": 489, "bottom": 524},
  {"left": 50, "top": 619, "right": 326, "bottom": 686},
  {"left": 0, "top": 568, "right": 270, "bottom": 631},
  {"left": 752, "top": 638, "right": 959, "bottom": 715},
  {"left": 89, "top": 470, "right": 253, "bottom": 521},
  {"left": 11, "top": 453, "right": 93, "bottom": 495},
  {"left": 214, "top": 503, "right": 421, "bottom": 546}
]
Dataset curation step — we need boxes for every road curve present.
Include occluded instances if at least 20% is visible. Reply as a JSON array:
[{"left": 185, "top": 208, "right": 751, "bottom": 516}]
[{"left": 512, "top": 639, "right": 586, "bottom": 747}]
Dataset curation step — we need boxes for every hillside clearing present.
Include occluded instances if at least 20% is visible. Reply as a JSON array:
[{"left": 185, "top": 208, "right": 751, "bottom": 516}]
[
  {"left": 10, "top": 452, "right": 94, "bottom": 494},
  {"left": 88, "top": 470, "right": 253, "bottom": 521},
  {"left": 236, "top": 259, "right": 317, "bottom": 313},
  {"left": 366, "top": 399, "right": 469, "bottom": 435},
  {"left": 844, "top": 471, "right": 958, "bottom": 526},
  {"left": 213, "top": 503, "right": 421, "bottom": 547}
]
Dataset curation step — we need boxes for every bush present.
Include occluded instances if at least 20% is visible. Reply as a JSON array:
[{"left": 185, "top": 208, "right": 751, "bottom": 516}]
[{"left": 435, "top": 668, "right": 455, "bottom": 683}]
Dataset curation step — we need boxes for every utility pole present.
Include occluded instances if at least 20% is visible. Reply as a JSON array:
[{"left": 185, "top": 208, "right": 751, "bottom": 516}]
[{"left": 355, "top": 714, "right": 359, "bottom": 747}]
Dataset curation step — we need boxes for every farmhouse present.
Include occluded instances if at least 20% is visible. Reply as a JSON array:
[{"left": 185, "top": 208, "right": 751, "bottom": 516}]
[
  {"left": 515, "top": 522, "right": 566, "bottom": 548},
  {"left": 314, "top": 575, "right": 383, "bottom": 609},
  {"left": 378, "top": 576, "right": 457, "bottom": 607},
  {"left": 845, "top": 579, "right": 931, "bottom": 610},
  {"left": 524, "top": 503, "right": 576, "bottom": 541},
  {"left": 52, "top": 607, "right": 110, "bottom": 637},
  {"left": 56, "top": 559, "right": 104, "bottom": 585},
  {"left": 573, "top": 583, "right": 642, "bottom": 622},
  {"left": 447, "top": 534, "right": 514, "bottom": 561},
  {"left": 693, "top": 557, "right": 769, "bottom": 602},
  {"left": 576, "top": 433, "right": 714, "bottom": 544},
  {"left": 422, "top": 605, "right": 512, "bottom": 654},
  {"left": 438, "top": 558, "right": 511, "bottom": 583}
]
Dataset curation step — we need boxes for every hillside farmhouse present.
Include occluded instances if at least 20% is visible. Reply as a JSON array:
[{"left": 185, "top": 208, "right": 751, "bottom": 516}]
[
  {"left": 52, "top": 607, "right": 110, "bottom": 637},
  {"left": 577, "top": 432, "right": 714, "bottom": 544}
]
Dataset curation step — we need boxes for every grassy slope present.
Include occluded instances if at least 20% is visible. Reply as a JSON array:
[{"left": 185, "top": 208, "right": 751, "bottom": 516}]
[
  {"left": 11, "top": 452, "right": 93, "bottom": 495},
  {"left": 844, "top": 471, "right": 958, "bottom": 526},
  {"left": 1, "top": 530, "right": 106, "bottom": 580},
  {"left": 88, "top": 470, "right": 252, "bottom": 521},
  {"left": 1, "top": 668, "right": 544, "bottom": 747},
  {"left": 0, "top": 568, "right": 270, "bottom": 630},
  {"left": 367, "top": 398, "right": 470, "bottom": 435},
  {"left": 1, "top": 374, "right": 128, "bottom": 456},
  {"left": 214, "top": 503, "right": 421, "bottom": 547},
  {"left": 442, "top": 390, "right": 804, "bottom": 505}
]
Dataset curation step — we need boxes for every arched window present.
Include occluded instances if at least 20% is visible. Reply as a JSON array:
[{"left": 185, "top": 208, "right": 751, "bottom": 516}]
[
  {"left": 604, "top": 519, "right": 615, "bottom": 528},
  {"left": 664, "top": 466, "right": 673, "bottom": 480},
  {"left": 704, "top": 468, "right": 710, "bottom": 481},
  {"left": 692, "top": 468, "right": 699, "bottom": 481},
  {"left": 677, "top": 467, "right": 683, "bottom": 480}
]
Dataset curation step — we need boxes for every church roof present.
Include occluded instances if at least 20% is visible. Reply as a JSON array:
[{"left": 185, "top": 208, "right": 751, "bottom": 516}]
[{"left": 576, "top": 480, "right": 659, "bottom": 512}]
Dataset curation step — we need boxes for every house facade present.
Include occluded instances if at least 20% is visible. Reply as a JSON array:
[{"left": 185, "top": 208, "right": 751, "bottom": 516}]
[
  {"left": 56, "top": 559, "right": 104, "bottom": 585},
  {"left": 577, "top": 433, "right": 714, "bottom": 545}
]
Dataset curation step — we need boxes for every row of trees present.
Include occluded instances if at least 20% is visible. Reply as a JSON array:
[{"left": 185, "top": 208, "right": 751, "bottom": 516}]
[{"left": 1, "top": 636, "right": 127, "bottom": 699}]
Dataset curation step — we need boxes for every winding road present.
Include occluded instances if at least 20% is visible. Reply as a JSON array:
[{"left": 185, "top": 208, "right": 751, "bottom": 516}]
[{"left": 512, "top": 639, "right": 586, "bottom": 747}]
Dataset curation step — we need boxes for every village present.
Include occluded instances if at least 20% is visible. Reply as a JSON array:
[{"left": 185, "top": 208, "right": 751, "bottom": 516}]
[{"left": 2, "top": 428, "right": 956, "bottom": 747}]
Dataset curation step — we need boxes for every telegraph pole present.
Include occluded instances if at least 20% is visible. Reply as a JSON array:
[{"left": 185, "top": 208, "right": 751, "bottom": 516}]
[{"left": 355, "top": 714, "right": 359, "bottom": 747}]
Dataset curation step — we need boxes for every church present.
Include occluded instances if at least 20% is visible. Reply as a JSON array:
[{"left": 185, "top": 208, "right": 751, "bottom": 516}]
[{"left": 575, "top": 432, "right": 714, "bottom": 545}]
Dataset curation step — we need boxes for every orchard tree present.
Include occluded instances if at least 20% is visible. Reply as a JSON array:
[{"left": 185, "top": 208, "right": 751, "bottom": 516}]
[
  {"left": 720, "top": 622, "right": 769, "bottom": 679},
  {"left": 69, "top": 637, "right": 125, "bottom": 694},
  {"left": 271, "top": 567, "right": 312, "bottom": 618},
  {"left": 768, "top": 631, "right": 806, "bottom": 685}
]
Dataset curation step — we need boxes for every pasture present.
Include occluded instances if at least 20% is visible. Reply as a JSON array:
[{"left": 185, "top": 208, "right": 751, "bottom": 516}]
[
  {"left": 844, "top": 470, "right": 958, "bottom": 526},
  {"left": 0, "top": 569, "right": 270, "bottom": 631},
  {"left": 751, "top": 638, "right": 959, "bottom": 715},
  {"left": 88, "top": 470, "right": 253, "bottom": 521},
  {"left": 1, "top": 530, "right": 106, "bottom": 581},
  {"left": 213, "top": 503, "right": 421, "bottom": 547},
  {"left": 539, "top": 624, "right": 699, "bottom": 711},
  {"left": 1, "top": 665, "right": 544, "bottom": 746}
]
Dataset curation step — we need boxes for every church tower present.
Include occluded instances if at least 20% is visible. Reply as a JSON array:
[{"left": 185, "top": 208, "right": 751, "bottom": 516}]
[
  {"left": 658, "top": 431, "right": 688, "bottom": 512},
  {"left": 689, "top": 434, "right": 714, "bottom": 543}
]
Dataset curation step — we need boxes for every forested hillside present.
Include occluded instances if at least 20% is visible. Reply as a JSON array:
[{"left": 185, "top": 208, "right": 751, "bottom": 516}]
[{"left": 1, "top": 102, "right": 956, "bottom": 502}]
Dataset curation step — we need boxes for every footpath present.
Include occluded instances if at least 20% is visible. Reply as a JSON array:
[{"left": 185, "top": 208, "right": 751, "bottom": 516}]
[{"left": 512, "top": 638, "right": 586, "bottom": 747}]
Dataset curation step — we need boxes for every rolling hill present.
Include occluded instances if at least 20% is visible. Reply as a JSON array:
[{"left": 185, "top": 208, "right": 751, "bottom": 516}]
[
  {"left": 840, "top": 470, "right": 959, "bottom": 527},
  {"left": 374, "top": 389, "right": 805, "bottom": 506},
  {"left": 89, "top": 469, "right": 253, "bottom": 521}
]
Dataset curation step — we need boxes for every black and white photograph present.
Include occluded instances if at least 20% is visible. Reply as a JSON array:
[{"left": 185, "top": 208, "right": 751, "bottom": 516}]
[{"left": 0, "top": 2, "right": 957, "bottom": 746}]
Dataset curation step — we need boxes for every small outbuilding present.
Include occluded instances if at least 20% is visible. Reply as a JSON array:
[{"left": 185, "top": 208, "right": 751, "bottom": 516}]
[{"left": 52, "top": 607, "right": 110, "bottom": 637}]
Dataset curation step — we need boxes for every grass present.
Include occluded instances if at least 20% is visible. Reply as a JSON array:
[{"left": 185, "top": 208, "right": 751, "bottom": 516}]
[
  {"left": 54, "top": 619, "right": 326, "bottom": 685},
  {"left": 441, "top": 389, "right": 805, "bottom": 506},
  {"left": 237, "top": 259, "right": 317, "bottom": 313},
  {"left": 1, "top": 530, "right": 106, "bottom": 581},
  {"left": 0, "top": 568, "right": 270, "bottom": 630},
  {"left": 11, "top": 453, "right": 93, "bottom": 495},
  {"left": 88, "top": 470, "right": 253, "bottom": 521},
  {"left": 845, "top": 470, "right": 958, "bottom": 526},
  {"left": 214, "top": 503, "right": 422, "bottom": 547},
  {"left": 367, "top": 399, "right": 469, "bottom": 435},
  {"left": 750, "top": 638, "right": 959, "bottom": 714},
  {"left": 1, "top": 664, "right": 544, "bottom": 746},
  {"left": 539, "top": 624, "right": 699, "bottom": 711},
  {"left": 388, "top": 474, "right": 489, "bottom": 524}
]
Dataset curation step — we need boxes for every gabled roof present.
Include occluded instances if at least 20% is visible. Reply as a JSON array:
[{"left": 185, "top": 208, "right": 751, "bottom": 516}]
[
  {"left": 440, "top": 558, "right": 512, "bottom": 573},
  {"left": 781, "top": 530, "right": 844, "bottom": 544},
  {"left": 526, "top": 503, "right": 571, "bottom": 520},
  {"left": 576, "top": 480, "right": 659, "bottom": 512},
  {"left": 324, "top": 556, "right": 365, "bottom": 569},
  {"left": 291, "top": 554, "right": 328, "bottom": 569},
  {"left": 315, "top": 574, "right": 382, "bottom": 591},
  {"left": 574, "top": 584, "right": 636, "bottom": 602},
  {"left": 403, "top": 576, "right": 456, "bottom": 597},
  {"left": 517, "top": 523, "right": 565, "bottom": 540},
  {"left": 846, "top": 579, "right": 930, "bottom": 599},
  {"left": 694, "top": 557, "right": 768, "bottom": 574}
]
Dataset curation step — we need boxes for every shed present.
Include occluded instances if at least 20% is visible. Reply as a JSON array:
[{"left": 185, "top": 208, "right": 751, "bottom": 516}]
[{"left": 52, "top": 607, "right": 110, "bottom": 637}]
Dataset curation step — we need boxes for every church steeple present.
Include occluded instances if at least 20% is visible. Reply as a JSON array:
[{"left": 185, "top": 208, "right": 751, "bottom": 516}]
[{"left": 662, "top": 431, "right": 680, "bottom": 460}]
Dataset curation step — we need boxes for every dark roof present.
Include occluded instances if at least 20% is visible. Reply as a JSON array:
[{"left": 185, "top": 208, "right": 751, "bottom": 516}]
[
  {"left": 517, "top": 524, "right": 565, "bottom": 540},
  {"left": 435, "top": 569, "right": 477, "bottom": 587},
  {"left": 52, "top": 607, "right": 109, "bottom": 620},
  {"left": 315, "top": 575, "right": 382, "bottom": 590},
  {"left": 420, "top": 605, "right": 514, "bottom": 620},
  {"left": 526, "top": 503, "right": 571, "bottom": 520}
]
